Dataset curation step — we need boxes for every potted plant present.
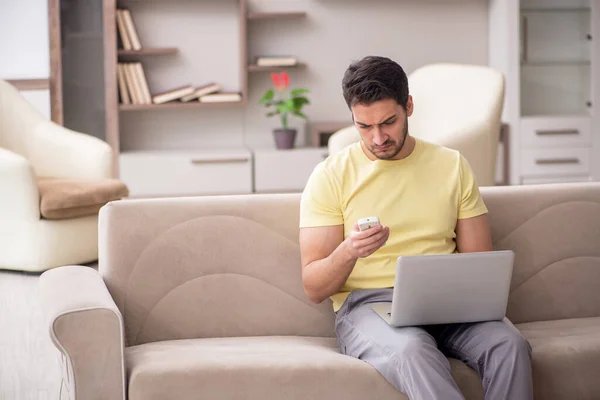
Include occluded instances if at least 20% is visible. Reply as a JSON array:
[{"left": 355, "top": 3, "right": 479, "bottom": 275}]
[{"left": 259, "top": 71, "right": 310, "bottom": 149}]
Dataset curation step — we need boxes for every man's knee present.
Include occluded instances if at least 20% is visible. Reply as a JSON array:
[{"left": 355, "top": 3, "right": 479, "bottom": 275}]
[
  {"left": 490, "top": 329, "right": 531, "bottom": 363},
  {"left": 387, "top": 335, "right": 440, "bottom": 361}
]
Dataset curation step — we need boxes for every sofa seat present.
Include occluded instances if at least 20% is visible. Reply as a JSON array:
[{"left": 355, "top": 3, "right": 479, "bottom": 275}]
[
  {"left": 517, "top": 317, "right": 600, "bottom": 399},
  {"left": 126, "top": 335, "right": 483, "bottom": 400}
]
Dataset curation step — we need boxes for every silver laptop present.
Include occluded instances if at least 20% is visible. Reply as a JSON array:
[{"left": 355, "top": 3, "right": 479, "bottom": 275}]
[{"left": 371, "top": 251, "right": 514, "bottom": 327}]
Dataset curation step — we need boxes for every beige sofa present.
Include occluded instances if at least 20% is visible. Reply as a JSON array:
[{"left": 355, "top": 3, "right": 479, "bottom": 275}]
[{"left": 39, "top": 183, "right": 600, "bottom": 399}]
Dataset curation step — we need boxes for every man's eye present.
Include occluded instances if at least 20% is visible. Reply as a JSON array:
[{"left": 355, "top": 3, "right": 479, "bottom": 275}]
[{"left": 384, "top": 120, "right": 395, "bottom": 125}]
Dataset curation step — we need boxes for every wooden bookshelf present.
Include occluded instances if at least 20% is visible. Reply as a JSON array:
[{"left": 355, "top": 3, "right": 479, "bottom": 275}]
[
  {"left": 248, "top": 63, "right": 307, "bottom": 72},
  {"left": 118, "top": 48, "right": 178, "bottom": 56},
  {"left": 119, "top": 100, "right": 244, "bottom": 111},
  {"left": 247, "top": 11, "right": 306, "bottom": 20}
]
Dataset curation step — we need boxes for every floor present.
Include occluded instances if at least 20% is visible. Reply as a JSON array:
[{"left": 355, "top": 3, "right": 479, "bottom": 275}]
[{"left": 0, "top": 264, "right": 97, "bottom": 400}]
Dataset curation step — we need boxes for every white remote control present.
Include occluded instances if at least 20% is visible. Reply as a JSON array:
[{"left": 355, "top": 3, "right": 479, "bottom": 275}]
[{"left": 357, "top": 216, "right": 381, "bottom": 231}]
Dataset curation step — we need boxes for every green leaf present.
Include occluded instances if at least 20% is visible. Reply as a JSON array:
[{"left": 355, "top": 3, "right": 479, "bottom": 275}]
[
  {"left": 291, "top": 88, "right": 309, "bottom": 97},
  {"left": 276, "top": 102, "right": 290, "bottom": 114},
  {"left": 259, "top": 89, "right": 274, "bottom": 105},
  {"left": 292, "top": 97, "right": 309, "bottom": 109},
  {"left": 292, "top": 110, "right": 308, "bottom": 119}
]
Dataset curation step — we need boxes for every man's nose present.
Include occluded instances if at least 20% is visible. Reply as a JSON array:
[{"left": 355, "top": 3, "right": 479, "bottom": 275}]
[{"left": 372, "top": 127, "right": 387, "bottom": 146}]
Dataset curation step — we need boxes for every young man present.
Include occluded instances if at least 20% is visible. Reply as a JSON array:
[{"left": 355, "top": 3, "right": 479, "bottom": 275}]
[{"left": 299, "top": 56, "right": 533, "bottom": 400}]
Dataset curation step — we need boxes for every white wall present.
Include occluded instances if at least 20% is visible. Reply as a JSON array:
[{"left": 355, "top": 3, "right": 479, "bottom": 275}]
[
  {"left": 0, "top": 0, "right": 49, "bottom": 79},
  {"left": 120, "top": 0, "right": 489, "bottom": 151},
  {"left": 0, "top": 0, "right": 51, "bottom": 118},
  {"left": 245, "top": 0, "right": 488, "bottom": 149}
]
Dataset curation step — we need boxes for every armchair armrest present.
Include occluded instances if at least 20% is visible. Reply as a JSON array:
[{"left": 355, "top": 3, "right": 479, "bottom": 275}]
[
  {"left": 0, "top": 147, "right": 39, "bottom": 221},
  {"left": 30, "top": 121, "right": 113, "bottom": 180},
  {"left": 39, "top": 266, "right": 126, "bottom": 400}
]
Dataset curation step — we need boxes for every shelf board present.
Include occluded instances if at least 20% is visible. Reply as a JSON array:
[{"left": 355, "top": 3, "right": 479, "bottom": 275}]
[
  {"left": 248, "top": 63, "right": 307, "bottom": 72},
  {"left": 118, "top": 48, "right": 178, "bottom": 56},
  {"left": 6, "top": 79, "right": 50, "bottom": 91},
  {"left": 119, "top": 101, "right": 244, "bottom": 111},
  {"left": 247, "top": 11, "right": 306, "bottom": 20}
]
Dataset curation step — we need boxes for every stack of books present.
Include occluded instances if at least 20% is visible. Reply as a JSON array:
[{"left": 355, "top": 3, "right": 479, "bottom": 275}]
[
  {"left": 116, "top": 9, "right": 142, "bottom": 51},
  {"left": 123, "top": 81, "right": 242, "bottom": 105},
  {"left": 117, "top": 62, "right": 152, "bottom": 105}
]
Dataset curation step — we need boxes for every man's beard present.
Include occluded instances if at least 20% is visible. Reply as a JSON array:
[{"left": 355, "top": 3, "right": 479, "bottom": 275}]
[{"left": 368, "top": 118, "right": 409, "bottom": 160}]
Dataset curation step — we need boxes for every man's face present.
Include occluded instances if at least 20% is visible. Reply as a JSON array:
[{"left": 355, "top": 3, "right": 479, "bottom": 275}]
[{"left": 351, "top": 97, "right": 413, "bottom": 160}]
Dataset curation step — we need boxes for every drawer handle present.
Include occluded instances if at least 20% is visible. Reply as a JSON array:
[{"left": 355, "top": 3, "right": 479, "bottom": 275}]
[
  {"left": 535, "top": 158, "right": 580, "bottom": 165},
  {"left": 190, "top": 157, "right": 249, "bottom": 165},
  {"left": 535, "top": 129, "right": 579, "bottom": 136}
]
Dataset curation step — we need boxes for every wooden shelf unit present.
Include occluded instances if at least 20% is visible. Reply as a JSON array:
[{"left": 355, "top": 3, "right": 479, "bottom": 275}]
[
  {"left": 118, "top": 48, "right": 179, "bottom": 56},
  {"left": 102, "top": 0, "right": 249, "bottom": 175},
  {"left": 99, "top": 0, "right": 309, "bottom": 178},
  {"left": 248, "top": 63, "right": 307, "bottom": 72},
  {"left": 247, "top": 11, "right": 306, "bottom": 20},
  {"left": 119, "top": 100, "right": 244, "bottom": 111}
]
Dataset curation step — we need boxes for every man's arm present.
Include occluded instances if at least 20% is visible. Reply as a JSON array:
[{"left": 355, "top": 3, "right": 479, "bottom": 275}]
[
  {"left": 300, "top": 223, "right": 389, "bottom": 304},
  {"left": 455, "top": 214, "right": 493, "bottom": 253}
]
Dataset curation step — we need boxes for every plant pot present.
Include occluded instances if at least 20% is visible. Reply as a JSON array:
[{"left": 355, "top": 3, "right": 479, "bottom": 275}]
[{"left": 273, "top": 128, "right": 297, "bottom": 150}]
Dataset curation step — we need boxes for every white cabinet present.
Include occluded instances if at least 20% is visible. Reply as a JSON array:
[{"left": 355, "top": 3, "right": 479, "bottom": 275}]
[
  {"left": 254, "top": 148, "right": 328, "bottom": 193},
  {"left": 489, "top": 0, "right": 600, "bottom": 184},
  {"left": 119, "top": 149, "right": 253, "bottom": 197}
]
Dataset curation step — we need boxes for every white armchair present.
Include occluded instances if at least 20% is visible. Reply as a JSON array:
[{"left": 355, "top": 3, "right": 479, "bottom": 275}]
[
  {"left": 0, "top": 79, "right": 113, "bottom": 272},
  {"left": 328, "top": 63, "right": 505, "bottom": 187}
]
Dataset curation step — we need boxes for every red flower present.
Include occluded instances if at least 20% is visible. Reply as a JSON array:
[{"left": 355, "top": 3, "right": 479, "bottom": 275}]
[{"left": 270, "top": 71, "right": 290, "bottom": 90}]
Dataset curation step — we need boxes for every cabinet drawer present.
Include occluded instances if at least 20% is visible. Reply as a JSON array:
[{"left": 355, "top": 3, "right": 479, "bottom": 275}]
[
  {"left": 520, "top": 147, "right": 591, "bottom": 178},
  {"left": 521, "top": 117, "right": 591, "bottom": 148},
  {"left": 119, "top": 149, "right": 253, "bottom": 197},
  {"left": 254, "top": 148, "right": 328, "bottom": 192}
]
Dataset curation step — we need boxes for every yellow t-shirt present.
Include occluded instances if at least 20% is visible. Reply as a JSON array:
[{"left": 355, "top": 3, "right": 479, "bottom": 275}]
[{"left": 299, "top": 138, "right": 488, "bottom": 312}]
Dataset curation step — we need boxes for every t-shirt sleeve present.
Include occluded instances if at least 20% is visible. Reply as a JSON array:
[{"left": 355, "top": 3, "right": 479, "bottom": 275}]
[
  {"left": 458, "top": 154, "right": 488, "bottom": 219},
  {"left": 300, "top": 164, "right": 344, "bottom": 228}
]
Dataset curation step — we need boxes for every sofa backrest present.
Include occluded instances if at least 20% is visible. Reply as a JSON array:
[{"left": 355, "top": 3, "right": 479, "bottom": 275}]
[
  {"left": 100, "top": 183, "right": 600, "bottom": 346},
  {"left": 99, "top": 194, "right": 336, "bottom": 346},
  {"left": 484, "top": 183, "right": 600, "bottom": 324}
]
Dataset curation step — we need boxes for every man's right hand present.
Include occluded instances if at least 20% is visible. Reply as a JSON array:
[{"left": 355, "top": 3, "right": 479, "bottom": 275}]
[{"left": 344, "top": 222, "right": 390, "bottom": 259}]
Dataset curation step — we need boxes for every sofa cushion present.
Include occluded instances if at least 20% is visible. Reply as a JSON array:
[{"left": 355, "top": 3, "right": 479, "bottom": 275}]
[
  {"left": 517, "top": 317, "right": 600, "bottom": 399},
  {"left": 126, "top": 336, "right": 483, "bottom": 400},
  {"left": 37, "top": 177, "right": 128, "bottom": 220}
]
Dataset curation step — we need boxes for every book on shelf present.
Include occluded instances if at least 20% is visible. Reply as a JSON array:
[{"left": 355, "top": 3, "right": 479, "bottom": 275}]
[
  {"left": 135, "top": 63, "right": 152, "bottom": 104},
  {"left": 180, "top": 83, "right": 222, "bottom": 102},
  {"left": 152, "top": 85, "right": 195, "bottom": 104},
  {"left": 255, "top": 56, "right": 297, "bottom": 67},
  {"left": 118, "top": 62, "right": 152, "bottom": 105},
  {"left": 116, "top": 64, "right": 130, "bottom": 104},
  {"left": 199, "top": 92, "right": 242, "bottom": 103},
  {"left": 116, "top": 10, "right": 132, "bottom": 51},
  {"left": 117, "top": 9, "right": 142, "bottom": 51},
  {"left": 121, "top": 63, "right": 140, "bottom": 104}
]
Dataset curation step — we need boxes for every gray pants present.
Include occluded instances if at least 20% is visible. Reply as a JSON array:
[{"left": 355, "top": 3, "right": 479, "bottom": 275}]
[{"left": 335, "top": 289, "right": 533, "bottom": 400}]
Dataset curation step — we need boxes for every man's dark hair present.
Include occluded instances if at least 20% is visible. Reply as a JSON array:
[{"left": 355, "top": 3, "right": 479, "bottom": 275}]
[{"left": 342, "top": 56, "right": 409, "bottom": 110}]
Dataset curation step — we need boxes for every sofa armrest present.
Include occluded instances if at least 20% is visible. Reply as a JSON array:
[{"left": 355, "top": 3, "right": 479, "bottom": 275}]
[
  {"left": 30, "top": 121, "right": 113, "bottom": 180},
  {"left": 0, "top": 147, "right": 39, "bottom": 222},
  {"left": 39, "top": 266, "right": 126, "bottom": 400}
]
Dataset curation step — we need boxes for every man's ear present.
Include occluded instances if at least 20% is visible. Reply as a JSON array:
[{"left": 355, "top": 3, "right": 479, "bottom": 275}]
[{"left": 406, "top": 95, "right": 414, "bottom": 117}]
